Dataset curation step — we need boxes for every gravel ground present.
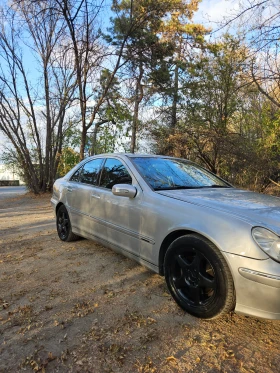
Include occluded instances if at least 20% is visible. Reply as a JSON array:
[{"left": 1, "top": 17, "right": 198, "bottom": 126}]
[{"left": 0, "top": 194, "right": 280, "bottom": 373}]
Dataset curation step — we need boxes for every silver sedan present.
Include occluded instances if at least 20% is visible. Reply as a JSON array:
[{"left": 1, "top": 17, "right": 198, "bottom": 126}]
[{"left": 51, "top": 154, "right": 280, "bottom": 320}]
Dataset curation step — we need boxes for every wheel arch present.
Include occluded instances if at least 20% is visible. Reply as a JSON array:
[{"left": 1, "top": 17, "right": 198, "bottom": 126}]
[
  {"left": 158, "top": 229, "right": 224, "bottom": 276},
  {"left": 159, "top": 229, "right": 195, "bottom": 275},
  {"left": 56, "top": 202, "right": 65, "bottom": 215}
]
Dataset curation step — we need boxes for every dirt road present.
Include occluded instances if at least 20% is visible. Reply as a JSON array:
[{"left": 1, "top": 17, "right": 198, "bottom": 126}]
[
  {"left": 0, "top": 186, "right": 26, "bottom": 201},
  {"left": 0, "top": 194, "right": 279, "bottom": 372}
]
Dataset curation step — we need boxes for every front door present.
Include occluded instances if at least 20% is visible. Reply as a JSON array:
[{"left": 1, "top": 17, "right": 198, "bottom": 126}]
[{"left": 96, "top": 157, "right": 142, "bottom": 257}]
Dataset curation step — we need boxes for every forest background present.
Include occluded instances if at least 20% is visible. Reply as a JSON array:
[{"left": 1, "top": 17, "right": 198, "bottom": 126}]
[{"left": 0, "top": 0, "right": 279, "bottom": 194}]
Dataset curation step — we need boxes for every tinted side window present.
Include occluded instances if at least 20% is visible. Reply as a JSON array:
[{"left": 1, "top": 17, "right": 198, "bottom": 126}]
[
  {"left": 80, "top": 158, "right": 103, "bottom": 185},
  {"left": 100, "top": 158, "right": 132, "bottom": 189},
  {"left": 70, "top": 168, "right": 81, "bottom": 182}
]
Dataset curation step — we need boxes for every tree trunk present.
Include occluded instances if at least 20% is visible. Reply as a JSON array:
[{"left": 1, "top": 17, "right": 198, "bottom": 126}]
[
  {"left": 91, "top": 123, "right": 99, "bottom": 156},
  {"left": 171, "top": 62, "right": 179, "bottom": 132},
  {"left": 130, "top": 94, "right": 140, "bottom": 153},
  {"left": 43, "top": 66, "right": 51, "bottom": 192},
  {"left": 80, "top": 126, "right": 87, "bottom": 160},
  {"left": 130, "top": 64, "right": 144, "bottom": 153},
  {"left": 89, "top": 120, "right": 111, "bottom": 155}
]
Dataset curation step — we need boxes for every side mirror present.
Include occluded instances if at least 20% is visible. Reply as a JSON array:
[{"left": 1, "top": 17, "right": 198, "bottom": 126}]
[{"left": 112, "top": 184, "right": 137, "bottom": 198}]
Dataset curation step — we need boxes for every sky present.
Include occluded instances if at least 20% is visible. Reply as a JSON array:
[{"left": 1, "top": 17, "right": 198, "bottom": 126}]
[
  {"left": 0, "top": 0, "right": 238, "bottom": 158},
  {"left": 194, "top": 0, "right": 238, "bottom": 23}
]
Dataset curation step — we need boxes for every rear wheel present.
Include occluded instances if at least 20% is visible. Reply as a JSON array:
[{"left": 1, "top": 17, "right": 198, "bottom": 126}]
[
  {"left": 56, "top": 205, "right": 79, "bottom": 242},
  {"left": 164, "top": 234, "right": 235, "bottom": 319}
]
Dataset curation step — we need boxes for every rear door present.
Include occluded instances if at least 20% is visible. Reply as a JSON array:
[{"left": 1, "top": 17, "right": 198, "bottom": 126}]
[{"left": 66, "top": 158, "right": 104, "bottom": 236}]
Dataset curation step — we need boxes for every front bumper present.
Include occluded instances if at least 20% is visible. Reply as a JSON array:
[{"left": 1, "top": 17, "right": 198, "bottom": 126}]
[
  {"left": 223, "top": 252, "right": 280, "bottom": 320},
  {"left": 239, "top": 267, "right": 280, "bottom": 288},
  {"left": 50, "top": 197, "right": 58, "bottom": 216}
]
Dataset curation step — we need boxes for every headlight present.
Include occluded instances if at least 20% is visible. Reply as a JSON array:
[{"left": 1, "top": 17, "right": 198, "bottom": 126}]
[{"left": 252, "top": 227, "right": 280, "bottom": 262}]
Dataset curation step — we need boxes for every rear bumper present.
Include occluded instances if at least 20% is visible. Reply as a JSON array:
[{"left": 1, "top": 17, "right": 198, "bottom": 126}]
[{"left": 223, "top": 252, "right": 280, "bottom": 320}]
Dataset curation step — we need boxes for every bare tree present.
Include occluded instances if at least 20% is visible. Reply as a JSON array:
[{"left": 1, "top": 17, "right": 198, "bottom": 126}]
[
  {"left": 0, "top": 1, "right": 76, "bottom": 192},
  {"left": 220, "top": 1, "right": 280, "bottom": 107},
  {"left": 44, "top": 0, "right": 136, "bottom": 160}
]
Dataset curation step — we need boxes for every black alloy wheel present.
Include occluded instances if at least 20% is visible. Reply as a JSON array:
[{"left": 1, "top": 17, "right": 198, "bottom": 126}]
[
  {"left": 164, "top": 234, "right": 235, "bottom": 319},
  {"left": 56, "top": 205, "right": 79, "bottom": 242}
]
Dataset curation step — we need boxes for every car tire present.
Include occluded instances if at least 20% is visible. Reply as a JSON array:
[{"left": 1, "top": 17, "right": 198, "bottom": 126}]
[
  {"left": 56, "top": 205, "right": 80, "bottom": 242},
  {"left": 164, "top": 234, "right": 235, "bottom": 319}
]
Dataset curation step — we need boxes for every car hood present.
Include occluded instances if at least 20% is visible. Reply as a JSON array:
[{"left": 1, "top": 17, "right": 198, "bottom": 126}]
[{"left": 157, "top": 188, "right": 280, "bottom": 234}]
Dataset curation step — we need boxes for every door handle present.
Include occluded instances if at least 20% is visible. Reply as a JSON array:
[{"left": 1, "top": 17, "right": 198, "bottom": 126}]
[
  {"left": 67, "top": 187, "right": 74, "bottom": 192},
  {"left": 91, "top": 194, "right": 100, "bottom": 199}
]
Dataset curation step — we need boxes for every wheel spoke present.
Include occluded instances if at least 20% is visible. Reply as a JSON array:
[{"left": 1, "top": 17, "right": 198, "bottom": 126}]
[
  {"left": 189, "top": 252, "right": 202, "bottom": 272},
  {"left": 176, "top": 255, "right": 189, "bottom": 270},
  {"left": 173, "top": 275, "right": 188, "bottom": 289},
  {"left": 199, "top": 273, "right": 215, "bottom": 288},
  {"left": 172, "top": 249, "right": 217, "bottom": 306},
  {"left": 188, "top": 286, "right": 201, "bottom": 305}
]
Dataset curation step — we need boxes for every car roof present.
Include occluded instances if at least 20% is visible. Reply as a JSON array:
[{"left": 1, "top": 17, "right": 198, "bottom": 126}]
[{"left": 95, "top": 153, "right": 176, "bottom": 159}]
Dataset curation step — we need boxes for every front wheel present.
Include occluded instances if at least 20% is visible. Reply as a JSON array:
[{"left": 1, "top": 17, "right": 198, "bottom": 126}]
[
  {"left": 56, "top": 205, "right": 79, "bottom": 242},
  {"left": 164, "top": 234, "right": 235, "bottom": 319}
]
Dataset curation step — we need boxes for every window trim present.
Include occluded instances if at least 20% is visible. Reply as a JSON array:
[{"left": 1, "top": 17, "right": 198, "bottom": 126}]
[{"left": 98, "top": 157, "right": 133, "bottom": 190}]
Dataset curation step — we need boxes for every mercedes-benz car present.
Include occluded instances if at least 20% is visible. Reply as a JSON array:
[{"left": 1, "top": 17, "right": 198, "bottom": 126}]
[{"left": 51, "top": 154, "right": 280, "bottom": 320}]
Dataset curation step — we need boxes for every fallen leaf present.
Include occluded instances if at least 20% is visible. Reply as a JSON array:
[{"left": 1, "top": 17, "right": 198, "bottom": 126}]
[
  {"left": 48, "top": 352, "right": 56, "bottom": 361},
  {"left": 166, "top": 356, "right": 177, "bottom": 362}
]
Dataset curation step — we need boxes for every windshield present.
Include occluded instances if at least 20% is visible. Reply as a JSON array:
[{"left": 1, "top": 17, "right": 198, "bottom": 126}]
[{"left": 131, "top": 157, "right": 231, "bottom": 191}]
